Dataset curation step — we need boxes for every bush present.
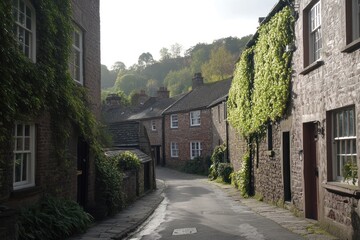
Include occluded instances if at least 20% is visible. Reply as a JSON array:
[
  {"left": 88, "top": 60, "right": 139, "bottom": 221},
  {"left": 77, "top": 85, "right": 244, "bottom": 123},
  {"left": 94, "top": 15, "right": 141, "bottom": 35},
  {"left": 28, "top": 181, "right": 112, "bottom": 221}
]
[
  {"left": 217, "top": 163, "right": 233, "bottom": 183},
  {"left": 182, "top": 156, "right": 211, "bottom": 175},
  {"left": 95, "top": 155, "right": 124, "bottom": 216},
  {"left": 17, "top": 195, "right": 93, "bottom": 240},
  {"left": 116, "top": 151, "right": 141, "bottom": 171},
  {"left": 209, "top": 144, "right": 227, "bottom": 180}
]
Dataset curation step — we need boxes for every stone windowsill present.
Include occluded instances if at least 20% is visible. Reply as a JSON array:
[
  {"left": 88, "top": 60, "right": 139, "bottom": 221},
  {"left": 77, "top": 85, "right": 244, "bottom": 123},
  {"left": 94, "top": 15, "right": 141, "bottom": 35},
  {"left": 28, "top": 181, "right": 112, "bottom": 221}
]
[
  {"left": 300, "top": 60, "right": 324, "bottom": 75},
  {"left": 341, "top": 38, "right": 360, "bottom": 53},
  {"left": 322, "top": 182, "right": 360, "bottom": 198}
]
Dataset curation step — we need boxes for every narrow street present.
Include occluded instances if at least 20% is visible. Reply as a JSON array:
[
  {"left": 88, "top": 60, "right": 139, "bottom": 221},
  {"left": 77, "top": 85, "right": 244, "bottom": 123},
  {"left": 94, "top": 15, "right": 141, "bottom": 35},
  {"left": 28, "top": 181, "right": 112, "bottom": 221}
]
[{"left": 127, "top": 167, "right": 304, "bottom": 240}]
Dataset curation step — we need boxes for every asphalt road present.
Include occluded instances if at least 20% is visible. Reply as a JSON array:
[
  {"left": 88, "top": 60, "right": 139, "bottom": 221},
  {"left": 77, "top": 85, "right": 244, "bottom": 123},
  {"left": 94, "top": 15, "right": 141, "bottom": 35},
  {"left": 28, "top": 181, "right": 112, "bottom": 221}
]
[{"left": 127, "top": 167, "right": 304, "bottom": 240}]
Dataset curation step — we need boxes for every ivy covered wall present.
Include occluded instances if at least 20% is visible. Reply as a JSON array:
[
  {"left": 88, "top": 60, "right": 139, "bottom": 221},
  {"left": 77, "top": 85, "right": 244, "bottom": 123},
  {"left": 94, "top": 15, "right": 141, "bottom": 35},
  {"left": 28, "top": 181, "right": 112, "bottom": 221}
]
[
  {"left": 227, "top": 5, "right": 295, "bottom": 196},
  {"left": 0, "top": 0, "right": 100, "bottom": 200}
]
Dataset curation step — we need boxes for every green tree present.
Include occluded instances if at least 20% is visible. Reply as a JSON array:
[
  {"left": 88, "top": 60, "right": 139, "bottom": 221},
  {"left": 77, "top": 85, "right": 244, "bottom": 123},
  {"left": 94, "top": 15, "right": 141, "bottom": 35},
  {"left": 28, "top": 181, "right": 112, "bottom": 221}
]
[
  {"left": 111, "top": 61, "right": 126, "bottom": 74},
  {"left": 114, "top": 73, "right": 147, "bottom": 95},
  {"left": 138, "top": 52, "right": 154, "bottom": 68},
  {"left": 164, "top": 67, "right": 192, "bottom": 96},
  {"left": 146, "top": 79, "right": 159, "bottom": 96},
  {"left": 170, "top": 43, "right": 183, "bottom": 58},
  {"left": 159, "top": 47, "right": 171, "bottom": 61},
  {"left": 201, "top": 45, "right": 235, "bottom": 82},
  {"left": 190, "top": 48, "right": 208, "bottom": 74}
]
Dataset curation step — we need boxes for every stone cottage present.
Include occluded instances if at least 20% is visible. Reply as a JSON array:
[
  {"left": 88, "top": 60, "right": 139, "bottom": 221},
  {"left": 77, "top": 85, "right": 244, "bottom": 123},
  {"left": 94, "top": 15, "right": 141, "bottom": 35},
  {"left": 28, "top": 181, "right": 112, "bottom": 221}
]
[{"left": 228, "top": 0, "right": 360, "bottom": 239}]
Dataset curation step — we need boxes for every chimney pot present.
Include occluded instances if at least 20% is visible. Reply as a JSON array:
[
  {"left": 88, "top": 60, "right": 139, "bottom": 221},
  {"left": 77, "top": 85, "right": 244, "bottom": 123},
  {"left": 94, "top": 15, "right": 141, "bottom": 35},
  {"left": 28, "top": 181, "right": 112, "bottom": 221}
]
[{"left": 192, "top": 72, "right": 204, "bottom": 89}]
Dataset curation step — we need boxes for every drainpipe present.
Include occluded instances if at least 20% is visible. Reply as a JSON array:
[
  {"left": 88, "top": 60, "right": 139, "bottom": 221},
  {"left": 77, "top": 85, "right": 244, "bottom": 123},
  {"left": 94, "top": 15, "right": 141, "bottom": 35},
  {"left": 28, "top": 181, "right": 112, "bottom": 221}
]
[{"left": 162, "top": 115, "right": 166, "bottom": 166}]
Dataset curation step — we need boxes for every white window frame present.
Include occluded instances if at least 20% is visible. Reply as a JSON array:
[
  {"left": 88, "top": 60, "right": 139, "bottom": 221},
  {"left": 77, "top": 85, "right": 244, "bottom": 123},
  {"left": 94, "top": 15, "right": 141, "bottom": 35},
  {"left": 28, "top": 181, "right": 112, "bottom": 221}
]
[
  {"left": 309, "top": 1, "right": 322, "bottom": 63},
  {"left": 70, "top": 25, "right": 83, "bottom": 84},
  {"left": 190, "top": 141, "right": 202, "bottom": 159},
  {"left": 171, "top": 142, "right": 179, "bottom": 158},
  {"left": 190, "top": 110, "right": 201, "bottom": 126},
  {"left": 13, "top": 0, "right": 36, "bottom": 62},
  {"left": 332, "top": 107, "right": 358, "bottom": 185},
  {"left": 170, "top": 114, "right": 178, "bottom": 128},
  {"left": 352, "top": 0, "right": 360, "bottom": 40},
  {"left": 151, "top": 120, "right": 156, "bottom": 131},
  {"left": 13, "top": 123, "right": 36, "bottom": 190}
]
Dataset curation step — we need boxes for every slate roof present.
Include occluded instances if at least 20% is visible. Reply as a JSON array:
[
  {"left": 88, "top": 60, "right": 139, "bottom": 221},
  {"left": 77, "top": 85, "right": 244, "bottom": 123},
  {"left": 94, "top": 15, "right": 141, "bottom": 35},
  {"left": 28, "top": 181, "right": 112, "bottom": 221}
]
[
  {"left": 163, "top": 78, "right": 232, "bottom": 114},
  {"left": 102, "top": 95, "right": 184, "bottom": 124},
  {"left": 107, "top": 121, "right": 140, "bottom": 147}
]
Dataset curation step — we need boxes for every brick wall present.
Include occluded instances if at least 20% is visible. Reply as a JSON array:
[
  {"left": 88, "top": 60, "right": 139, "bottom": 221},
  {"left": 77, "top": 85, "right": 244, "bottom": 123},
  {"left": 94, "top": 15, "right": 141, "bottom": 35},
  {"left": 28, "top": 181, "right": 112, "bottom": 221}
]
[
  {"left": 210, "top": 102, "right": 227, "bottom": 149},
  {"left": 164, "top": 109, "right": 213, "bottom": 168}
]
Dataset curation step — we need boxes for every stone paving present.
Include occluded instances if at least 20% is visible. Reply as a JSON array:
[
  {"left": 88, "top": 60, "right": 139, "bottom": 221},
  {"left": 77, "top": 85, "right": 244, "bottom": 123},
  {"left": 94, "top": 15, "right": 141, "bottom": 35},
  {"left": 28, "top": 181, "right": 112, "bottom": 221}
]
[
  {"left": 208, "top": 180, "right": 339, "bottom": 240},
  {"left": 69, "top": 179, "right": 165, "bottom": 240},
  {"left": 69, "top": 170, "right": 339, "bottom": 240}
]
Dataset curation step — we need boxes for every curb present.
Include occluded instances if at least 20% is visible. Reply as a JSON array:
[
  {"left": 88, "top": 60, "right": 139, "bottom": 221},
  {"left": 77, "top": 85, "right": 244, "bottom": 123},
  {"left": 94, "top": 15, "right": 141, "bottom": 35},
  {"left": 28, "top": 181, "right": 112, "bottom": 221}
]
[{"left": 113, "top": 179, "right": 166, "bottom": 239}]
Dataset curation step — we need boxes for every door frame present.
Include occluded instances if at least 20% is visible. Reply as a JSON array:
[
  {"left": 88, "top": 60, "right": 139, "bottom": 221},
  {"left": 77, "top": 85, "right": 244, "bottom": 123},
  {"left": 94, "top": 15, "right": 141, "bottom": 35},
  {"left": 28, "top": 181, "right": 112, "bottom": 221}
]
[{"left": 303, "top": 122, "right": 319, "bottom": 220}]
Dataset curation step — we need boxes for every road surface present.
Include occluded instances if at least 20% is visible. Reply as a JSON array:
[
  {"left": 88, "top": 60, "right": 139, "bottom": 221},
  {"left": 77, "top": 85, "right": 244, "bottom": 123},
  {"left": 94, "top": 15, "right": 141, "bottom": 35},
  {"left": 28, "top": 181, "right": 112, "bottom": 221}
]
[{"left": 127, "top": 167, "right": 304, "bottom": 240}]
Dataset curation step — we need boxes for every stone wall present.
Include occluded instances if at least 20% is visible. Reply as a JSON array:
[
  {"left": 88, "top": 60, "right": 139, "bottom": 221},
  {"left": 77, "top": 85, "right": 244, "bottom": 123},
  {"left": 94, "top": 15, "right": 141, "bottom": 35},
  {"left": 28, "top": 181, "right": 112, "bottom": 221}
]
[{"left": 290, "top": 0, "right": 360, "bottom": 238}]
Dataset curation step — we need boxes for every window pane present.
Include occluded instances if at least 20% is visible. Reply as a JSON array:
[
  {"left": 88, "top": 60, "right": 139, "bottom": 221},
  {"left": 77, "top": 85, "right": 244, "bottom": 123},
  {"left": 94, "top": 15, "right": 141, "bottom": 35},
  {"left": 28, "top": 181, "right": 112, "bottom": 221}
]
[
  {"left": 14, "top": 154, "right": 22, "bottom": 182},
  {"left": 349, "top": 110, "right": 354, "bottom": 136},
  {"left": 344, "top": 110, "right": 349, "bottom": 136},
  {"left": 353, "top": 140, "right": 357, "bottom": 154},
  {"left": 347, "top": 139, "right": 351, "bottom": 154},
  {"left": 16, "top": 138, "right": 23, "bottom": 151},
  {"left": 75, "top": 32, "right": 80, "bottom": 47},
  {"left": 26, "top": 16, "right": 31, "bottom": 29},
  {"left": 24, "top": 137, "right": 30, "bottom": 150},
  {"left": 339, "top": 112, "right": 343, "bottom": 137},
  {"left": 22, "top": 153, "right": 27, "bottom": 181},
  {"left": 337, "top": 156, "right": 341, "bottom": 177}
]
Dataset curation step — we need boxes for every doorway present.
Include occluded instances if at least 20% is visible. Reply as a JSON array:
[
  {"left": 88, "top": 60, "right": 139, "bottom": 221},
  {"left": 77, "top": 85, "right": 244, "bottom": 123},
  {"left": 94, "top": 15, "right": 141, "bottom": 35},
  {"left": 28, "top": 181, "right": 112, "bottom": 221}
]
[
  {"left": 303, "top": 123, "right": 318, "bottom": 220},
  {"left": 77, "top": 138, "right": 89, "bottom": 207},
  {"left": 283, "top": 132, "right": 291, "bottom": 202}
]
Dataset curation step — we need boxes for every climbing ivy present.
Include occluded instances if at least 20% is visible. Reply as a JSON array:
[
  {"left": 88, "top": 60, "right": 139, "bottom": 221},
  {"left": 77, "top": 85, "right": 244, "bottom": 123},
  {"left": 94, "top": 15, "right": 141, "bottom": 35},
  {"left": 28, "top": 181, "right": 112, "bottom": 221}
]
[
  {"left": 228, "top": 6, "right": 294, "bottom": 138},
  {"left": 227, "top": 5, "right": 295, "bottom": 196},
  {"left": 0, "top": 0, "right": 101, "bottom": 194}
]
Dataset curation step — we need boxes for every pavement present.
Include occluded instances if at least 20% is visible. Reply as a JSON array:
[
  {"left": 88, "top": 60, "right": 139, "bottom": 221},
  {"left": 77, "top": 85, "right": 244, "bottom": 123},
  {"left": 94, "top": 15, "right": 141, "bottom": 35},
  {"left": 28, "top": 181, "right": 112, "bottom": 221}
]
[{"left": 69, "top": 169, "right": 338, "bottom": 240}]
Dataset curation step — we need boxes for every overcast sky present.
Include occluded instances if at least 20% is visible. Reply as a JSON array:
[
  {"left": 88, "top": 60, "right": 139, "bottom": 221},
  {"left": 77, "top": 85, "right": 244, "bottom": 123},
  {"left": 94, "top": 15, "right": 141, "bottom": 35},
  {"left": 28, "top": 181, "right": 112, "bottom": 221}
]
[{"left": 100, "top": 0, "right": 279, "bottom": 69}]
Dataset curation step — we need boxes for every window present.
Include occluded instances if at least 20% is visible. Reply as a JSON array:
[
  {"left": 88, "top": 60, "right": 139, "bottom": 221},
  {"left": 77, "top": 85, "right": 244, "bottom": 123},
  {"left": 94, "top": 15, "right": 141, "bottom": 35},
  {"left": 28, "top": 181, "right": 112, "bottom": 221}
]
[
  {"left": 218, "top": 105, "right": 221, "bottom": 123},
  {"left": 69, "top": 25, "right": 83, "bottom": 84},
  {"left": 332, "top": 107, "right": 357, "bottom": 185},
  {"left": 190, "top": 110, "right": 201, "bottom": 126},
  {"left": 309, "top": 1, "right": 322, "bottom": 63},
  {"left": 190, "top": 141, "right": 202, "bottom": 159},
  {"left": 12, "top": 0, "right": 36, "bottom": 61},
  {"left": 13, "top": 123, "right": 35, "bottom": 190},
  {"left": 346, "top": 0, "right": 360, "bottom": 44},
  {"left": 171, "top": 114, "right": 178, "bottom": 128},
  {"left": 171, "top": 142, "right": 179, "bottom": 157},
  {"left": 151, "top": 120, "right": 156, "bottom": 131}
]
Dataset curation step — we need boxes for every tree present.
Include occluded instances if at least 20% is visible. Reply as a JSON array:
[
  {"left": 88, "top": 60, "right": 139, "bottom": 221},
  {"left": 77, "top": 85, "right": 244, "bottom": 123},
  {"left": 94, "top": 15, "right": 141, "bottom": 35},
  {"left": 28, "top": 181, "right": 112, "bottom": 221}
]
[
  {"left": 190, "top": 48, "right": 208, "bottom": 74},
  {"left": 201, "top": 45, "right": 235, "bottom": 82},
  {"left": 146, "top": 79, "right": 159, "bottom": 97},
  {"left": 101, "top": 64, "right": 117, "bottom": 89},
  {"left": 111, "top": 61, "right": 126, "bottom": 74},
  {"left": 138, "top": 52, "right": 154, "bottom": 68},
  {"left": 114, "top": 73, "right": 147, "bottom": 95},
  {"left": 164, "top": 68, "right": 192, "bottom": 96},
  {"left": 159, "top": 47, "right": 171, "bottom": 61},
  {"left": 170, "top": 43, "right": 183, "bottom": 58}
]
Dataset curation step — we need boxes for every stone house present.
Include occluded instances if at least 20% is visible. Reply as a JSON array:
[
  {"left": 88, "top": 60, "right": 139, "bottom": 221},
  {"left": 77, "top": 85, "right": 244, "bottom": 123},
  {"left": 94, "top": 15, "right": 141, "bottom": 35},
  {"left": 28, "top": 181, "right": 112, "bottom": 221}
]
[
  {"left": 228, "top": 0, "right": 360, "bottom": 239},
  {"left": 106, "top": 121, "right": 156, "bottom": 200},
  {"left": 162, "top": 73, "right": 232, "bottom": 168},
  {"left": 0, "top": 0, "right": 100, "bottom": 237}
]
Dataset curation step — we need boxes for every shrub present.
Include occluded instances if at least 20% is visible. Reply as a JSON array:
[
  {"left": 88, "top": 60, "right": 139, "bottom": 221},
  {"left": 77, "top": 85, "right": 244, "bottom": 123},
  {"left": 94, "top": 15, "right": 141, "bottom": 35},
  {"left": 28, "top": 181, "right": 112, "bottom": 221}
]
[
  {"left": 116, "top": 151, "right": 141, "bottom": 171},
  {"left": 182, "top": 156, "right": 211, "bottom": 175},
  {"left": 217, "top": 163, "right": 233, "bottom": 183},
  {"left": 95, "top": 155, "right": 124, "bottom": 216},
  {"left": 209, "top": 144, "right": 227, "bottom": 180},
  {"left": 17, "top": 195, "right": 93, "bottom": 240}
]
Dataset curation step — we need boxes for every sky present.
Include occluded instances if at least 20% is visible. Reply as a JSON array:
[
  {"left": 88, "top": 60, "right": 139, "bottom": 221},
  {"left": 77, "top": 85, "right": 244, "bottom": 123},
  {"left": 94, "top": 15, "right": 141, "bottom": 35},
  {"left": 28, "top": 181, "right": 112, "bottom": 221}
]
[{"left": 100, "top": 0, "right": 279, "bottom": 69}]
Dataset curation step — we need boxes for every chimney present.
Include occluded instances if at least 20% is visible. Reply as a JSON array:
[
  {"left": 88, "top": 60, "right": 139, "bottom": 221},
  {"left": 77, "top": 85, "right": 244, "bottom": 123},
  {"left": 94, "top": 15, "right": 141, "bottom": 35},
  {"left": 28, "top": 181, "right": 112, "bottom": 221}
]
[
  {"left": 192, "top": 73, "right": 204, "bottom": 89},
  {"left": 105, "top": 93, "right": 121, "bottom": 106},
  {"left": 258, "top": 17, "right": 265, "bottom": 24},
  {"left": 138, "top": 89, "right": 149, "bottom": 105},
  {"left": 157, "top": 87, "right": 169, "bottom": 98}
]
